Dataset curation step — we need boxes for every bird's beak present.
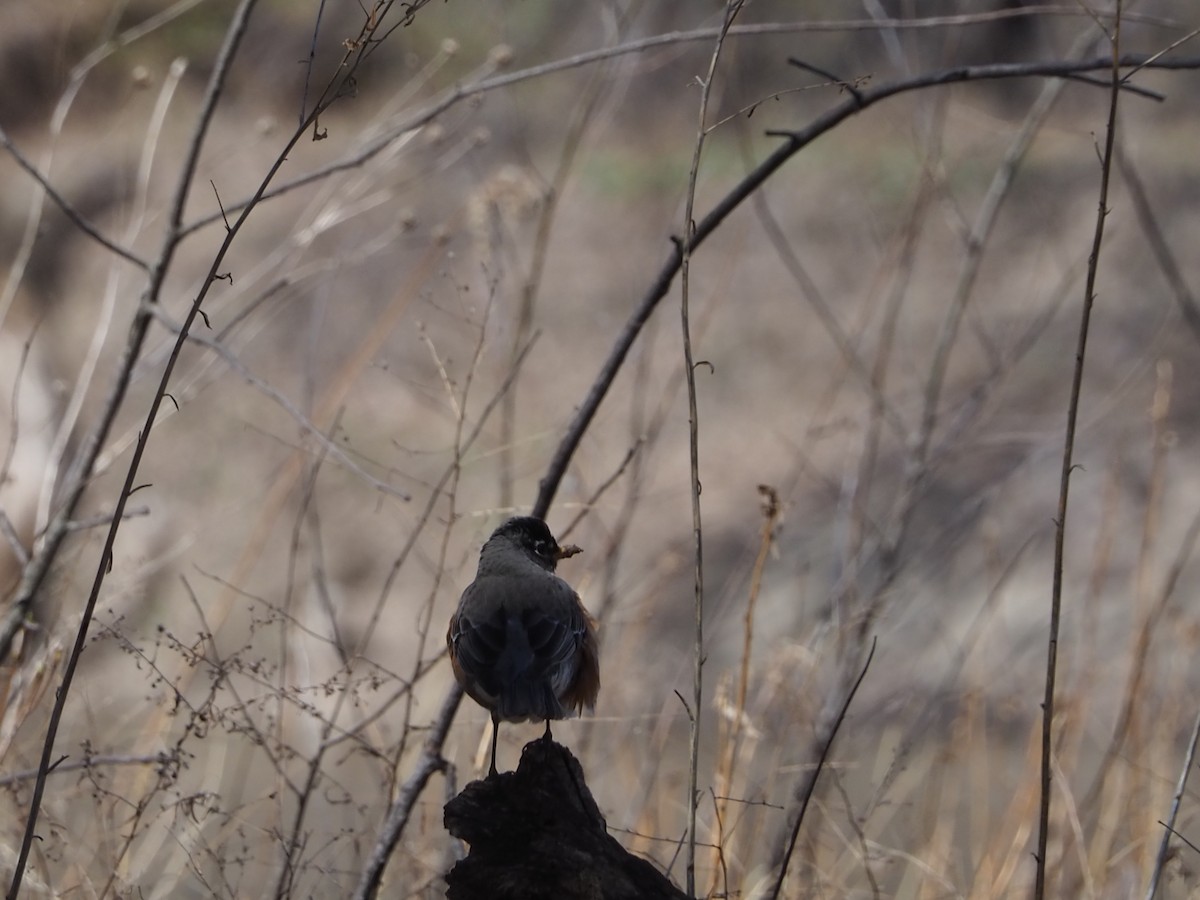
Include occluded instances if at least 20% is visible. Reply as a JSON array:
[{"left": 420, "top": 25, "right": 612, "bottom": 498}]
[{"left": 555, "top": 543, "right": 583, "bottom": 561}]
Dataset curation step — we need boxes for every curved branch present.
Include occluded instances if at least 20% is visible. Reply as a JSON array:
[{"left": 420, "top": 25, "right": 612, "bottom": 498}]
[
  {"left": 0, "top": 127, "right": 149, "bottom": 270},
  {"left": 177, "top": 11, "right": 1176, "bottom": 237},
  {"left": 532, "top": 51, "right": 1200, "bottom": 517}
]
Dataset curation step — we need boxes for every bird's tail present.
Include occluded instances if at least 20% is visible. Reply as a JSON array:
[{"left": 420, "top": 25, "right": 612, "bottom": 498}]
[
  {"left": 495, "top": 678, "right": 569, "bottom": 723},
  {"left": 492, "top": 614, "right": 572, "bottom": 722}
]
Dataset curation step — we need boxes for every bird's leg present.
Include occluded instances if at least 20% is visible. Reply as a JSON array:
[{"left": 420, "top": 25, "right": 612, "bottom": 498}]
[
  {"left": 543, "top": 719, "right": 553, "bottom": 744},
  {"left": 489, "top": 712, "right": 499, "bottom": 777}
]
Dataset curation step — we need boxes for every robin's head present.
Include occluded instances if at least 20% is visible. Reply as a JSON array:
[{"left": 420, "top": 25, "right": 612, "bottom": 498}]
[{"left": 485, "top": 516, "right": 581, "bottom": 572}]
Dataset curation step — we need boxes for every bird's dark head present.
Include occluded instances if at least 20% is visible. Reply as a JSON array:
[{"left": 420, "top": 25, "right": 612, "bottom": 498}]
[{"left": 486, "top": 516, "right": 581, "bottom": 571}]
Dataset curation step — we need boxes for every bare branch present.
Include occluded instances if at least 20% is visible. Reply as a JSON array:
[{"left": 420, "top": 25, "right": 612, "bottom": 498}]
[
  {"left": 178, "top": 14, "right": 1181, "bottom": 236},
  {"left": 0, "top": 127, "right": 149, "bottom": 271},
  {"left": 768, "top": 638, "right": 877, "bottom": 899},
  {"left": 679, "top": 4, "right": 744, "bottom": 892},
  {"left": 1147, "top": 704, "right": 1200, "bottom": 899},
  {"left": 1036, "top": 11, "right": 1125, "bottom": 899},
  {"left": 0, "top": 752, "right": 176, "bottom": 788},
  {"left": 150, "top": 309, "right": 411, "bottom": 501},
  {"left": 533, "top": 52, "right": 1200, "bottom": 519},
  {"left": 0, "top": 511, "right": 27, "bottom": 568}
]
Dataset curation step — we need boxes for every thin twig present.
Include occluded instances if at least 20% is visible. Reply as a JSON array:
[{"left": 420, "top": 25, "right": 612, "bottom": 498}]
[
  {"left": 1145, "top": 705, "right": 1200, "bottom": 899},
  {"left": 150, "top": 311, "right": 411, "bottom": 500},
  {"left": 0, "top": 511, "right": 26, "bottom": 569},
  {"left": 1035, "top": 9, "right": 1124, "bottom": 899},
  {"left": 769, "top": 638, "right": 877, "bottom": 900},
  {"left": 300, "top": 0, "right": 329, "bottom": 125},
  {"left": 1120, "top": 24, "right": 1200, "bottom": 81},
  {"left": 710, "top": 485, "right": 780, "bottom": 894},
  {"left": 0, "top": 127, "right": 148, "bottom": 271},
  {"left": 0, "top": 325, "right": 37, "bottom": 503},
  {"left": 1156, "top": 822, "right": 1200, "bottom": 858},
  {"left": 1115, "top": 144, "right": 1200, "bottom": 341},
  {"left": 680, "top": 4, "right": 743, "bottom": 892},
  {"left": 0, "top": 753, "right": 176, "bottom": 788},
  {"left": 558, "top": 441, "right": 643, "bottom": 540},
  {"left": 62, "top": 507, "right": 151, "bottom": 531}
]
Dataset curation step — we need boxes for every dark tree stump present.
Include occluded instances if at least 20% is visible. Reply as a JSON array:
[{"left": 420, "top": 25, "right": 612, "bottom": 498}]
[{"left": 444, "top": 737, "right": 692, "bottom": 900}]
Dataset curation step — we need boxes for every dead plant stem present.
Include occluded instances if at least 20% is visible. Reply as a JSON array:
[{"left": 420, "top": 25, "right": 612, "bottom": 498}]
[
  {"left": 1035, "top": 9, "right": 1123, "bottom": 898},
  {"left": 681, "top": 4, "right": 744, "bottom": 892},
  {"left": 710, "top": 486, "right": 779, "bottom": 894},
  {"left": 1116, "top": 145, "right": 1200, "bottom": 339},
  {"left": 769, "top": 639, "right": 877, "bottom": 899},
  {"left": 1146, "top": 706, "right": 1200, "bottom": 899}
]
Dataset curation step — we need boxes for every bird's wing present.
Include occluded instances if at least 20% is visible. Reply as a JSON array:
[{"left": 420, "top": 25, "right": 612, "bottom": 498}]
[
  {"left": 450, "top": 574, "right": 586, "bottom": 705},
  {"left": 448, "top": 579, "right": 506, "bottom": 703},
  {"left": 518, "top": 577, "right": 587, "bottom": 683}
]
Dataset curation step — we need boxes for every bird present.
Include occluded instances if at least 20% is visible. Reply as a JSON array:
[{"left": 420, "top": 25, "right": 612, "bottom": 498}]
[{"left": 447, "top": 516, "right": 600, "bottom": 776}]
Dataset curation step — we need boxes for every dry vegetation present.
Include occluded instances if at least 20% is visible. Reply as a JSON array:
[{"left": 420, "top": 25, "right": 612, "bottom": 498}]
[{"left": 2, "top": 1, "right": 1200, "bottom": 897}]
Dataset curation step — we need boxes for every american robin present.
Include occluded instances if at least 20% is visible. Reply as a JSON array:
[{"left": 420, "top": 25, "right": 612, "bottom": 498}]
[{"left": 447, "top": 516, "right": 600, "bottom": 775}]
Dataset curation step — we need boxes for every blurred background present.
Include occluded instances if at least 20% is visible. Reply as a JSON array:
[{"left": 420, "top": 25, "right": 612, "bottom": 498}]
[{"left": 2, "top": 1, "right": 1200, "bottom": 897}]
